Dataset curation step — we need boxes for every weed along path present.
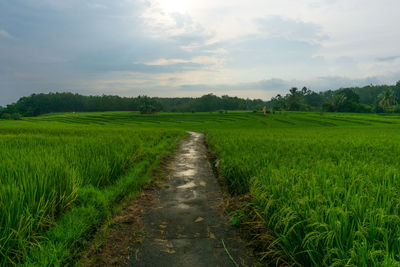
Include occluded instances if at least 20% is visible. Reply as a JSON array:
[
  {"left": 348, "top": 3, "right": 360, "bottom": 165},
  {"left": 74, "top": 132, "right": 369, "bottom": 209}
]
[{"left": 127, "top": 132, "right": 253, "bottom": 267}]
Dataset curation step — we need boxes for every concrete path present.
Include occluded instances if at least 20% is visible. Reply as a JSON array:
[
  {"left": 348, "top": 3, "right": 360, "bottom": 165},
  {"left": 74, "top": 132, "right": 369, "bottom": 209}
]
[{"left": 126, "top": 132, "right": 253, "bottom": 267}]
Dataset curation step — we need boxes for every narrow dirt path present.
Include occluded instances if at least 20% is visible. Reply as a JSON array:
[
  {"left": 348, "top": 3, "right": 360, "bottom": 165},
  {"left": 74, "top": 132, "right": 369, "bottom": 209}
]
[{"left": 126, "top": 132, "right": 253, "bottom": 267}]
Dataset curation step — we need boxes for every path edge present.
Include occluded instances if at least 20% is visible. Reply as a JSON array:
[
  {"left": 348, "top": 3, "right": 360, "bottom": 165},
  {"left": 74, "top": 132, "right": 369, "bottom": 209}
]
[
  {"left": 75, "top": 135, "right": 188, "bottom": 267},
  {"left": 203, "top": 134, "right": 293, "bottom": 267}
]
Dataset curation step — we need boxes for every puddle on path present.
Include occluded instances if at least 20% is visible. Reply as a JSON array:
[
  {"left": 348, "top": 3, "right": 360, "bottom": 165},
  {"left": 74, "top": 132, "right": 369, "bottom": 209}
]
[
  {"left": 177, "top": 181, "right": 196, "bottom": 189},
  {"left": 177, "top": 169, "right": 196, "bottom": 177},
  {"left": 126, "top": 131, "right": 254, "bottom": 267}
]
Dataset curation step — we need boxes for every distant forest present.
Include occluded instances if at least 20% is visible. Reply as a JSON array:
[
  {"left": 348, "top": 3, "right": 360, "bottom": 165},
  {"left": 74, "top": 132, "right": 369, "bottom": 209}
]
[
  {"left": 1, "top": 81, "right": 400, "bottom": 119},
  {"left": 267, "top": 81, "right": 400, "bottom": 113},
  {"left": 0, "top": 93, "right": 265, "bottom": 119}
]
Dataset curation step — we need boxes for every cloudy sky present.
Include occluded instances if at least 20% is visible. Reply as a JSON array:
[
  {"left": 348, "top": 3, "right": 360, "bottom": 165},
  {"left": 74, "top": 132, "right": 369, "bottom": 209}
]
[{"left": 1, "top": 0, "right": 399, "bottom": 105}]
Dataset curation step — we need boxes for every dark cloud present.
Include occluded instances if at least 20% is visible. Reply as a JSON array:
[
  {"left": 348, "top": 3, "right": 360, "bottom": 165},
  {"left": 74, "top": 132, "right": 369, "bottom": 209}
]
[
  {"left": 0, "top": 0, "right": 214, "bottom": 104},
  {"left": 376, "top": 55, "right": 400, "bottom": 62},
  {"left": 312, "top": 76, "right": 383, "bottom": 90},
  {"left": 257, "top": 78, "right": 290, "bottom": 90},
  {"left": 224, "top": 36, "right": 323, "bottom": 68},
  {"left": 0, "top": 1, "right": 398, "bottom": 106},
  {"left": 176, "top": 75, "right": 400, "bottom": 98},
  {"left": 178, "top": 79, "right": 294, "bottom": 93}
]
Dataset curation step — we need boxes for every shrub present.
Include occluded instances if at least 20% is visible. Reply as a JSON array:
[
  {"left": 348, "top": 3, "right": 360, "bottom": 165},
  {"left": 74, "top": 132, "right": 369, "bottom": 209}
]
[{"left": 1, "top": 113, "right": 11, "bottom": 120}]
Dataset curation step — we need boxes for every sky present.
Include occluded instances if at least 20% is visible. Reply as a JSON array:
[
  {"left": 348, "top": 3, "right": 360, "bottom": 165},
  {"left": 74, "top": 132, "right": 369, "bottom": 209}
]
[{"left": 1, "top": 0, "right": 400, "bottom": 105}]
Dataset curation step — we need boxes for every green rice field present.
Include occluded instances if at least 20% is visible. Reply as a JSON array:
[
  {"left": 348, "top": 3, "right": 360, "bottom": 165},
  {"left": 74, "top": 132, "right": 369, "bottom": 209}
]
[
  {"left": 1, "top": 111, "right": 400, "bottom": 266},
  {"left": 0, "top": 120, "right": 185, "bottom": 265}
]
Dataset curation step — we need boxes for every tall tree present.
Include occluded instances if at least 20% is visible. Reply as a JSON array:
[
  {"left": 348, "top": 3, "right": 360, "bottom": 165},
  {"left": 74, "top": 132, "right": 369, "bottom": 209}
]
[
  {"left": 377, "top": 88, "right": 398, "bottom": 111},
  {"left": 288, "top": 87, "right": 302, "bottom": 111},
  {"left": 322, "top": 89, "right": 361, "bottom": 112}
]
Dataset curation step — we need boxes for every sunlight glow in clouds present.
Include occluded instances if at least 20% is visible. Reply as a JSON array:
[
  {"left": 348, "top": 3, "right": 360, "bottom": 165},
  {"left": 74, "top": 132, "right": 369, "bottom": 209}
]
[
  {"left": 0, "top": 0, "right": 399, "bottom": 105},
  {"left": 157, "top": 0, "right": 192, "bottom": 13}
]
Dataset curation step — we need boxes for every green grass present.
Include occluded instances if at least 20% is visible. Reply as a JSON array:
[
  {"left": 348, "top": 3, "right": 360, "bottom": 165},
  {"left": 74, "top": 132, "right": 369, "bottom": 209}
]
[
  {"left": 204, "top": 113, "right": 400, "bottom": 266},
  {"left": 0, "top": 121, "right": 184, "bottom": 265},
  {"left": 2, "top": 111, "right": 400, "bottom": 266}
]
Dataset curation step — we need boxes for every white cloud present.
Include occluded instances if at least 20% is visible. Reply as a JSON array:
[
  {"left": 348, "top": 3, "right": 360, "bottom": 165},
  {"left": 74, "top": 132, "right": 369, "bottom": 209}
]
[
  {"left": 254, "top": 16, "right": 327, "bottom": 43},
  {"left": 0, "top": 29, "right": 12, "bottom": 39},
  {"left": 144, "top": 58, "right": 190, "bottom": 66},
  {"left": 1, "top": 0, "right": 400, "bottom": 105},
  {"left": 145, "top": 55, "right": 221, "bottom": 66}
]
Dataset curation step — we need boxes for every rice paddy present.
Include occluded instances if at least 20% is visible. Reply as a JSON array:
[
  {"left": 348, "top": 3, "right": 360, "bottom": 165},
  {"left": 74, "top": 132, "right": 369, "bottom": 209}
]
[
  {"left": 0, "top": 120, "right": 184, "bottom": 265},
  {"left": 1, "top": 111, "right": 400, "bottom": 266}
]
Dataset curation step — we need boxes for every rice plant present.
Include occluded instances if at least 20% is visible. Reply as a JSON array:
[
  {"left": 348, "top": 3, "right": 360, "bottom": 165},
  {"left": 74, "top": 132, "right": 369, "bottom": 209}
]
[
  {"left": 2, "top": 111, "right": 400, "bottom": 265},
  {"left": 0, "top": 123, "right": 184, "bottom": 265},
  {"left": 206, "top": 124, "right": 400, "bottom": 265}
]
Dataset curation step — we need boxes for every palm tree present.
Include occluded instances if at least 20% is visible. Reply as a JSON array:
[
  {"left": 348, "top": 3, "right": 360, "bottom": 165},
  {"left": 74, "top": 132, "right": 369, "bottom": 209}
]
[{"left": 378, "top": 89, "right": 398, "bottom": 110}]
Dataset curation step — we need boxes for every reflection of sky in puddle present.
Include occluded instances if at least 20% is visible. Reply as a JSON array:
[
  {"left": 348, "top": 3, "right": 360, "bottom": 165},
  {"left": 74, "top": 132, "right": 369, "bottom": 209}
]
[
  {"left": 179, "top": 169, "right": 196, "bottom": 176},
  {"left": 176, "top": 203, "right": 190, "bottom": 209},
  {"left": 177, "top": 181, "right": 196, "bottom": 189},
  {"left": 182, "top": 148, "right": 199, "bottom": 158}
]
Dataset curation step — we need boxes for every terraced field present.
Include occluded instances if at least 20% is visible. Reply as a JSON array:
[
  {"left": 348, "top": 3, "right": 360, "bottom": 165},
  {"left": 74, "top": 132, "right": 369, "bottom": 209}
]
[
  {"left": 2, "top": 111, "right": 400, "bottom": 266},
  {"left": 25, "top": 111, "right": 400, "bottom": 128}
]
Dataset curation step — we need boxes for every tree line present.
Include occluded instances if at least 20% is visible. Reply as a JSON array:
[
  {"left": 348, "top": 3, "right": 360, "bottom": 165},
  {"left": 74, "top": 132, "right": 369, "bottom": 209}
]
[
  {"left": 267, "top": 81, "right": 400, "bottom": 113},
  {"left": 0, "top": 92, "right": 265, "bottom": 119},
  {"left": 2, "top": 81, "right": 400, "bottom": 119}
]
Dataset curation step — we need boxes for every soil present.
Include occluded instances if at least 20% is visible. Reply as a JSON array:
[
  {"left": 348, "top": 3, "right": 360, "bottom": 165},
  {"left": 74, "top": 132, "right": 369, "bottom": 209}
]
[{"left": 77, "top": 155, "right": 173, "bottom": 266}]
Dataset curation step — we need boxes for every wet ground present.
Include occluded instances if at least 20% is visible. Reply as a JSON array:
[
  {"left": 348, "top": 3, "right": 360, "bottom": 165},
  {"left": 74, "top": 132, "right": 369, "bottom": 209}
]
[{"left": 126, "top": 132, "right": 253, "bottom": 267}]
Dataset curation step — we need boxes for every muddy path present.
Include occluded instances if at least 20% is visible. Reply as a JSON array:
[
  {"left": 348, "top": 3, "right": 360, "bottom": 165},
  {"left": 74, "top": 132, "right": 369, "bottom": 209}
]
[{"left": 126, "top": 132, "right": 253, "bottom": 267}]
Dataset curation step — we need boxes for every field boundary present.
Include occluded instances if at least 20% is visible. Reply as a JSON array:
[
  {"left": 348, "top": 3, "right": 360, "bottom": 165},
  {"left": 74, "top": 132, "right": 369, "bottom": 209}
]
[
  {"left": 204, "top": 136, "right": 293, "bottom": 266},
  {"left": 76, "top": 142, "right": 181, "bottom": 266}
]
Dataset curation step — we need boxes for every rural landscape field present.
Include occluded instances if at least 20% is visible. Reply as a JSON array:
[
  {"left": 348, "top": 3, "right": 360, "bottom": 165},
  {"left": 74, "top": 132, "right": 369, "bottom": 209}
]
[
  {"left": 1, "top": 111, "right": 400, "bottom": 266},
  {"left": 2, "top": 1, "right": 400, "bottom": 266}
]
